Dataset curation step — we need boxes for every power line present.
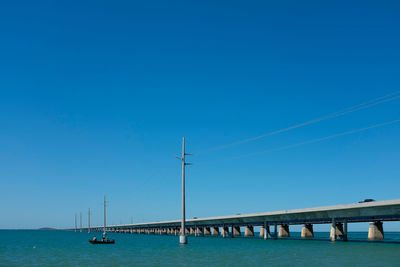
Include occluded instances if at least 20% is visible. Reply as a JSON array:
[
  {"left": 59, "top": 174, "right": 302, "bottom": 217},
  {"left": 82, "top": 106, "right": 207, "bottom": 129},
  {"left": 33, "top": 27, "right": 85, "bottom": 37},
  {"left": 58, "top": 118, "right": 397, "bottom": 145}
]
[
  {"left": 197, "top": 91, "right": 400, "bottom": 154},
  {"left": 199, "top": 119, "right": 400, "bottom": 164}
]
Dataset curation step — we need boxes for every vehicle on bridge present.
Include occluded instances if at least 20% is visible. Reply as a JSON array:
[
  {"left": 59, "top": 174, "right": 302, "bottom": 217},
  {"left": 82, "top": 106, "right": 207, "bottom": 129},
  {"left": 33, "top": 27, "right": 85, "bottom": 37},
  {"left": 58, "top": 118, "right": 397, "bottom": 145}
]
[{"left": 359, "top": 199, "right": 375, "bottom": 203}]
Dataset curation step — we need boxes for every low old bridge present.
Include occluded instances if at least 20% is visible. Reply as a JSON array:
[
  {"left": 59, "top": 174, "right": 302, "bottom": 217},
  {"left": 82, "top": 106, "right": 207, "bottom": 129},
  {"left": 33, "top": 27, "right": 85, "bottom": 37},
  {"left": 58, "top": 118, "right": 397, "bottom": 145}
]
[{"left": 87, "top": 199, "right": 400, "bottom": 241}]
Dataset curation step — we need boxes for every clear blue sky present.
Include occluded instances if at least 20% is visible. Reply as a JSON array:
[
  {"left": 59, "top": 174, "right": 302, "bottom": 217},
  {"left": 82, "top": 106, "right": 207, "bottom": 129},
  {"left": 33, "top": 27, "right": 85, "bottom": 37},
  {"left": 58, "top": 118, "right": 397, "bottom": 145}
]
[{"left": 0, "top": 0, "right": 399, "bottom": 230}]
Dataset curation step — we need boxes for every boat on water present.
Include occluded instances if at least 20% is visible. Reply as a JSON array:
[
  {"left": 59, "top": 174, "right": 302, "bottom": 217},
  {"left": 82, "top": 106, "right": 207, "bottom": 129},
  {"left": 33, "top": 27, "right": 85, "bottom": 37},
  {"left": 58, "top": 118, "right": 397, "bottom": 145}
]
[
  {"left": 89, "top": 237, "right": 115, "bottom": 244},
  {"left": 89, "top": 195, "right": 115, "bottom": 245}
]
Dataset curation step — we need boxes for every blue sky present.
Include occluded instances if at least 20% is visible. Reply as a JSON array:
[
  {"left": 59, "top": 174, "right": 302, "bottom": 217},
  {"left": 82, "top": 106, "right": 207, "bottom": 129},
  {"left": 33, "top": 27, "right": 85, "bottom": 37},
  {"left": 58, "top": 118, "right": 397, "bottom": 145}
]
[{"left": 0, "top": 0, "right": 399, "bottom": 230}]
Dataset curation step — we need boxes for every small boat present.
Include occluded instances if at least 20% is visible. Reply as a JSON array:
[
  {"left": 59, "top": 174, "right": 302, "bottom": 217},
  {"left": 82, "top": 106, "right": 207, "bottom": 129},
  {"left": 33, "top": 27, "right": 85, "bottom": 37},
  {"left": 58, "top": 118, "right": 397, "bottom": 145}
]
[
  {"left": 89, "top": 195, "right": 115, "bottom": 245},
  {"left": 89, "top": 238, "right": 115, "bottom": 244}
]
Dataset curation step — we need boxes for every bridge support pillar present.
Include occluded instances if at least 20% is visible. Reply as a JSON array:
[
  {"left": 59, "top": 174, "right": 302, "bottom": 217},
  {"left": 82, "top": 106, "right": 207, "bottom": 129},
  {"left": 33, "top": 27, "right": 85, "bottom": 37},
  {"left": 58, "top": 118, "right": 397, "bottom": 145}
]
[
  {"left": 245, "top": 225, "right": 254, "bottom": 237},
  {"left": 368, "top": 221, "right": 384, "bottom": 241},
  {"left": 190, "top": 227, "right": 195, "bottom": 235},
  {"left": 204, "top": 227, "right": 211, "bottom": 235},
  {"left": 260, "top": 225, "right": 265, "bottom": 238},
  {"left": 221, "top": 226, "right": 229, "bottom": 238},
  {"left": 232, "top": 226, "right": 241, "bottom": 237},
  {"left": 278, "top": 224, "right": 290, "bottom": 238},
  {"left": 196, "top": 227, "right": 204, "bottom": 237},
  {"left": 343, "top": 218, "right": 348, "bottom": 241},
  {"left": 212, "top": 226, "right": 219, "bottom": 236},
  {"left": 330, "top": 220, "right": 344, "bottom": 241},
  {"left": 261, "top": 222, "right": 271, "bottom": 239},
  {"left": 301, "top": 224, "right": 314, "bottom": 238},
  {"left": 185, "top": 228, "right": 190, "bottom": 235}
]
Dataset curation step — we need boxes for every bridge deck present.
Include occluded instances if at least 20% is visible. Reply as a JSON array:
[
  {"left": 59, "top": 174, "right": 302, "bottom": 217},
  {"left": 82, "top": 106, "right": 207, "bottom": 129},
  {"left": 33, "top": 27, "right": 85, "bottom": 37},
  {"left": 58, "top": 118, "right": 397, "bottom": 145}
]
[{"left": 100, "top": 199, "right": 400, "bottom": 229}]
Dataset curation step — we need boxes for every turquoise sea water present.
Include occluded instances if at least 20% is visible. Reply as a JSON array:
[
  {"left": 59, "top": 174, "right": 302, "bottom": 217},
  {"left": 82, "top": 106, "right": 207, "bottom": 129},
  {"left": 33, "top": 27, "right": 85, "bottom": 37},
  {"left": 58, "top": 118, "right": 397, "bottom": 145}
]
[{"left": 1, "top": 230, "right": 400, "bottom": 266}]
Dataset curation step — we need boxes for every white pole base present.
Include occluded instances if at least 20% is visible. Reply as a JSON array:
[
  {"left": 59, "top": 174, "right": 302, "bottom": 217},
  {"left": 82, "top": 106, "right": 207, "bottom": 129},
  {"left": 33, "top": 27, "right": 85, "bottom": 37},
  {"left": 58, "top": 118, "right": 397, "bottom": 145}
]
[{"left": 179, "top": 235, "right": 188, "bottom": 244}]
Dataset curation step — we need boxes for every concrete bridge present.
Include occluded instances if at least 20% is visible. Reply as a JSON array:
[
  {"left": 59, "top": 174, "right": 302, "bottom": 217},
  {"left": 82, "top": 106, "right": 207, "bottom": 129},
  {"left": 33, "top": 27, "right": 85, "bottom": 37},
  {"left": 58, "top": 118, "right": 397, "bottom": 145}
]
[{"left": 84, "top": 199, "right": 400, "bottom": 241}]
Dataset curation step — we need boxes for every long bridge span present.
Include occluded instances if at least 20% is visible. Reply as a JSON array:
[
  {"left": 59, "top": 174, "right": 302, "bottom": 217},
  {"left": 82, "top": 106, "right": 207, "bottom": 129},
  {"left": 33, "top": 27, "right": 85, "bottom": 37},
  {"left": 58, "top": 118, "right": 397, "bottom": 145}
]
[{"left": 80, "top": 199, "right": 400, "bottom": 241}]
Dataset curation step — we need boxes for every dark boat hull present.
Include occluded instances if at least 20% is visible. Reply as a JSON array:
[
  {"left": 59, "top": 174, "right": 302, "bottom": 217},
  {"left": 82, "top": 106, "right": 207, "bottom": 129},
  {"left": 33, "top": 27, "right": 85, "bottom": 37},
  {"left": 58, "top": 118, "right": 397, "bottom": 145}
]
[{"left": 89, "top": 240, "right": 115, "bottom": 244}]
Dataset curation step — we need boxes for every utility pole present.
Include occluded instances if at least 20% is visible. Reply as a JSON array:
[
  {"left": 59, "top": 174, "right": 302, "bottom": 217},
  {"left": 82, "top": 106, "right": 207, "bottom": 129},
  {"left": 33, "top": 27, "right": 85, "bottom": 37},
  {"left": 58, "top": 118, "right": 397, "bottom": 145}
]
[
  {"left": 104, "top": 195, "right": 106, "bottom": 235},
  {"left": 74, "top": 213, "right": 77, "bottom": 232},
  {"left": 175, "top": 137, "right": 192, "bottom": 245},
  {"left": 88, "top": 208, "right": 91, "bottom": 233},
  {"left": 80, "top": 212, "right": 82, "bottom": 232}
]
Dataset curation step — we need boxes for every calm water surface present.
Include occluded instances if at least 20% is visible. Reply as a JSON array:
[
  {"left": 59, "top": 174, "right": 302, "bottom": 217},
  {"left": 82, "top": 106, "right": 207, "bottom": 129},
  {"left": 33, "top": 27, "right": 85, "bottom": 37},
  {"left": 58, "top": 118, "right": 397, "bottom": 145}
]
[{"left": 1, "top": 230, "right": 400, "bottom": 266}]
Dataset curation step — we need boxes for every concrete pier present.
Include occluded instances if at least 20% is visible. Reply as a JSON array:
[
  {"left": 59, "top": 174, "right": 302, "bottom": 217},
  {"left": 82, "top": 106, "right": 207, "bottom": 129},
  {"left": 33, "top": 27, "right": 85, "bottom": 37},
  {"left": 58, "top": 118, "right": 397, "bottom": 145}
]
[
  {"left": 330, "top": 218, "right": 336, "bottom": 242},
  {"left": 330, "top": 220, "right": 344, "bottom": 241},
  {"left": 278, "top": 224, "right": 290, "bottom": 238},
  {"left": 261, "top": 223, "right": 271, "bottom": 239},
  {"left": 368, "top": 221, "right": 384, "bottom": 241},
  {"left": 343, "top": 218, "right": 348, "bottom": 241},
  {"left": 221, "top": 226, "right": 229, "bottom": 238},
  {"left": 196, "top": 226, "right": 204, "bottom": 237},
  {"left": 244, "top": 225, "right": 254, "bottom": 237},
  {"left": 190, "top": 227, "right": 195, "bottom": 235},
  {"left": 301, "top": 224, "right": 314, "bottom": 238},
  {"left": 204, "top": 227, "right": 211, "bottom": 235},
  {"left": 259, "top": 225, "right": 265, "bottom": 238},
  {"left": 211, "top": 226, "right": 219, "bottom": 236},
  {"left": 232, "top": 226, "right": 241, "bottom": 237}
]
